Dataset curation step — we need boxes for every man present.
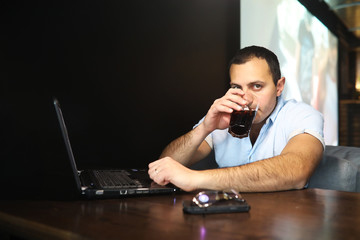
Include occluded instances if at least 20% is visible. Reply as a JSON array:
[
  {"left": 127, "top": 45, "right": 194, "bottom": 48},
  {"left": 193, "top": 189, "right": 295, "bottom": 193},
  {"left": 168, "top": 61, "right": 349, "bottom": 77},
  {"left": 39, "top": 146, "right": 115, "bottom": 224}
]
[{"left": 148, "top": 46, "right": 324, "bottom": 192}]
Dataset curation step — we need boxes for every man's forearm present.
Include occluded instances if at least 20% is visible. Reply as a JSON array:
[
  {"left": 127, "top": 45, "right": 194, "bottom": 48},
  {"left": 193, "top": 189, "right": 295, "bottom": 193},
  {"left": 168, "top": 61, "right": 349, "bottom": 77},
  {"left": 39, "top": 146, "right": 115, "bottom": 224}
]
[
  {"left": 195, "top": 152, "right": 318, "bottom": 192},
  {"left": 160, "top": 123, "right": 210, "bottom": 166},
  {"left": 193, "top": 133, "right": 323, "bottom": 192}
]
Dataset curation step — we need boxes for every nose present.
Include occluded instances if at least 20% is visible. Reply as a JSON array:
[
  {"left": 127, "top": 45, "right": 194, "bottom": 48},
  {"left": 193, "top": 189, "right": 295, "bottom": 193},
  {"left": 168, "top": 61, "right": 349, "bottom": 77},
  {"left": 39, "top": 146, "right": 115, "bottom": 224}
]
[
  {"left": 243, "top": 92, "right": 259, "bottom": 110},
  {"left": 242, "top": 91, "right": 255, "bottom": 105}
]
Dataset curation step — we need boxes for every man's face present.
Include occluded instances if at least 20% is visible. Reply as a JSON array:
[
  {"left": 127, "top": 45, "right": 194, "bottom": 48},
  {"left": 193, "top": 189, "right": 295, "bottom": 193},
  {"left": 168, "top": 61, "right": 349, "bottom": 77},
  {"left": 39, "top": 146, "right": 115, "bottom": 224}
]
[{"left": 229, "top": 57, "right": 285, "bottom": 125}]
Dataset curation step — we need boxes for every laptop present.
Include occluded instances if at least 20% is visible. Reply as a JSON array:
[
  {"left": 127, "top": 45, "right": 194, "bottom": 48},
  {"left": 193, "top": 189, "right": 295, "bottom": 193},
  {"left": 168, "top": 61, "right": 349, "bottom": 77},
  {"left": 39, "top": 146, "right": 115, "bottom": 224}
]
[{"left": 53, "top": 98, "right": 178, "bottom": 199}]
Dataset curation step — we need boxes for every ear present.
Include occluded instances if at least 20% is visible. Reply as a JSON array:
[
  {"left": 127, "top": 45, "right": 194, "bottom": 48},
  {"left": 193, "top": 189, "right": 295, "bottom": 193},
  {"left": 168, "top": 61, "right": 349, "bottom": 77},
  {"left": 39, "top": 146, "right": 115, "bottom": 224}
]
[{"left": 276, "top": 77, "right": 285, "bottom": 97}]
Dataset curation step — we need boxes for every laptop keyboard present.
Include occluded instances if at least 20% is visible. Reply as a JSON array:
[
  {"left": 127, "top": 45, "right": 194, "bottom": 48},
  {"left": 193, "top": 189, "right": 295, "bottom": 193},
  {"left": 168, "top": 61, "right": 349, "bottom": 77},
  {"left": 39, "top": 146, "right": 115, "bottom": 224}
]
[{"left": 94, "top": 170, "right": 143, "bottom": 188}]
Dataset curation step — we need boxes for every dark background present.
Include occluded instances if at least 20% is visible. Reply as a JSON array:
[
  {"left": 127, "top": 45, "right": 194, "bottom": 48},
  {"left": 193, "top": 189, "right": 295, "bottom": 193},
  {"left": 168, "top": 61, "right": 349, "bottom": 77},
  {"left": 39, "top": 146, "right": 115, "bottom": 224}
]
[{"left": 0, "top": 0, "right": 239, "bottom": 199}]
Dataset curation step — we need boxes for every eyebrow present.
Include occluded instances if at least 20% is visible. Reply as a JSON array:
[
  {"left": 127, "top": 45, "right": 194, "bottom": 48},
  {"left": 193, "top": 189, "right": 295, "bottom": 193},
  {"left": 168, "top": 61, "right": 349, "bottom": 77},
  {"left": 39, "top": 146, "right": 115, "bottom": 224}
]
[
  {"left": 230, "top": 80, "right": 265, "bottom": 87},
  {"left": 250, "top": 81, "right": 265, "bottom": 85}
]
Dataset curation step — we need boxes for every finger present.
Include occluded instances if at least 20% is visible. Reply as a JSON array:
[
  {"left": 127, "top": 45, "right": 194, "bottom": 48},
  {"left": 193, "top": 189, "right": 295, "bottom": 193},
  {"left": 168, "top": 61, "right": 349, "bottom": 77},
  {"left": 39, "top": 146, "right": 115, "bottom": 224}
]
[
  {"left": 148, "top": 160, "right": 160, "bottom": 169},
  {"left": 151, "top": 170, "right": 170, "bottom": 186},
  {"left": 148, "top": 167, "right": 154, "bottom": 178},
  {"left": 148, "top": 169, "right": 154, "bottom": 179},
  {"left": 228, "top": 87, "right": 245, "bottom": 96},
  {"left": 154, "top": 173, "right": 170, "bottom": 186},
  {"left": 148, "top": 165, "right": 158, "bottom": 179},
  {"left": 211, "top": 99, "right": 241, "bottom": 113},
  {"left": 213, "top": 94, "right": 246, "bottom": 111},
  {"left": 225, "top": 93, "right": 248, "bottom": 106}
]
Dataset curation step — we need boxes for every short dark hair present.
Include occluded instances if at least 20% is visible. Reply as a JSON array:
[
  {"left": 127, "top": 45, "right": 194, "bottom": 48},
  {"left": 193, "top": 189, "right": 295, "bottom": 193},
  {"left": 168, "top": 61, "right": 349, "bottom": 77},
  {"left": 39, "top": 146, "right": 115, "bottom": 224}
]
[{"left": 228, "top": 46, "right": 281, "bottom": 85}]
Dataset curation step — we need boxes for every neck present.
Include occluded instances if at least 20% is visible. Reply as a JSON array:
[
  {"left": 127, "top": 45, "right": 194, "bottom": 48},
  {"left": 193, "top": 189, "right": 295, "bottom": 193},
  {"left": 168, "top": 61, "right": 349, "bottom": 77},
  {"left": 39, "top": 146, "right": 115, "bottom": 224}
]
[
  {"left": 250, "top": 96, "right": 279, "bottom": 145},
  {"left": 250, "top": 120, "right": 266, "bottom": 146}
]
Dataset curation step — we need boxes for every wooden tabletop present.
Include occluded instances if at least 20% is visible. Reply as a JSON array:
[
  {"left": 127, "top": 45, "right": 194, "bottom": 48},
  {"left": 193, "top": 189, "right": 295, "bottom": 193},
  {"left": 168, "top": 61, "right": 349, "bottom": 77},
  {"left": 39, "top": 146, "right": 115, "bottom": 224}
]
[{"left": 0, "top": 188, "right": 359, "bottom": 240}]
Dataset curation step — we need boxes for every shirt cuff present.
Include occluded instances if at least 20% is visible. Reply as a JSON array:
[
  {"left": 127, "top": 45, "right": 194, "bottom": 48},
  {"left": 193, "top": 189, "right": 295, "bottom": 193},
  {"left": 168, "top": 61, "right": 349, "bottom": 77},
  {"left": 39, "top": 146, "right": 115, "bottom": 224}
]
[{"left": 205, "top": 134, "right": 213, "bottom": 149}]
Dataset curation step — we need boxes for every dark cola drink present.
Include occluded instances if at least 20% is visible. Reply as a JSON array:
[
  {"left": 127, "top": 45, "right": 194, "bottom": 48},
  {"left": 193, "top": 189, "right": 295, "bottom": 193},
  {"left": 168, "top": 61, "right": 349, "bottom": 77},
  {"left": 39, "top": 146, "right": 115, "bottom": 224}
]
[{"left": 228, "top": 109, "right": 257, "bottom": 138}]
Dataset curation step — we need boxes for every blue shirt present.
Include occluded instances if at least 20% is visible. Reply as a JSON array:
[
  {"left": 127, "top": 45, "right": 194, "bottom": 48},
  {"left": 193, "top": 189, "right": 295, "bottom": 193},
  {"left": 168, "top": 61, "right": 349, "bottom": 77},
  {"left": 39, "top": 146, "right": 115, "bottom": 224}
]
[{"left": 196, "top": 96, "right": 325, "bottom": 168}]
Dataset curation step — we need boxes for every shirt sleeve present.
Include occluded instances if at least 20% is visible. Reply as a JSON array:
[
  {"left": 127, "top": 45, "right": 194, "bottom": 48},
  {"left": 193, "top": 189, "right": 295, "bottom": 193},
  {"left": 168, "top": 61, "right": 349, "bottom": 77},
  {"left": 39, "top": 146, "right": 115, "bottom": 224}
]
[
  {"left": 289, "top": 129, "right": 325, "bottom": 149},
  {"left": 285, "top": 102, "right": 325, "bottom": 149}
]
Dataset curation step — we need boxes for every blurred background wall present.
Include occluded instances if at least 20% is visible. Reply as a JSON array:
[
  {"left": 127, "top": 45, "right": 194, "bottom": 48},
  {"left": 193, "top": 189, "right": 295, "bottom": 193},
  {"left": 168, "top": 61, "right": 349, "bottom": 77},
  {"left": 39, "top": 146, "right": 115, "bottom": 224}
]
[{"left": 0, "top": 0, "right": 239, "bottom": 198}]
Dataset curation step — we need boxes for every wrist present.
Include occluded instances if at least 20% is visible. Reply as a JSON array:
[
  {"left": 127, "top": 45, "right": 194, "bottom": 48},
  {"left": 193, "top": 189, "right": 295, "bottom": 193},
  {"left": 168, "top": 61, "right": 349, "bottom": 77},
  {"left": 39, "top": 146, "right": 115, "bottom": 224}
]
[
  {"left": 193, "top": 169, "right": 216, "bottom": 191},
  {"left": 195, "top": 121, "right": 213, "bottom": 139}
]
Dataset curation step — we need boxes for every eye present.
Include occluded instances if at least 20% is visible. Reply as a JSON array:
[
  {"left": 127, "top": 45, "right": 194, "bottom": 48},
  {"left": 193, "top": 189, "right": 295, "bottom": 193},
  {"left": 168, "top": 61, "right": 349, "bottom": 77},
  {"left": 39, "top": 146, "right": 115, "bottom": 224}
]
[
  {"left": 231, "top": 84, "right": 241, "bottom": 89},
  {"left": 253, "top": 84, "right": 262, "bottom": 90}
]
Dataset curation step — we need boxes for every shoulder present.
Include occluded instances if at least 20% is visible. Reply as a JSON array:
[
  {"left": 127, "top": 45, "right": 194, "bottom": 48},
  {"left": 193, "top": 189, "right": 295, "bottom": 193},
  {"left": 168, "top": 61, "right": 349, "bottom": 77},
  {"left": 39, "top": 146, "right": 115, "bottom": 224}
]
[
  {"left": 275, "top": 98, "right": 325, "bottom": 148},
  {"left": 279, "top": 99, "right": 323, "bottom": 120}
]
